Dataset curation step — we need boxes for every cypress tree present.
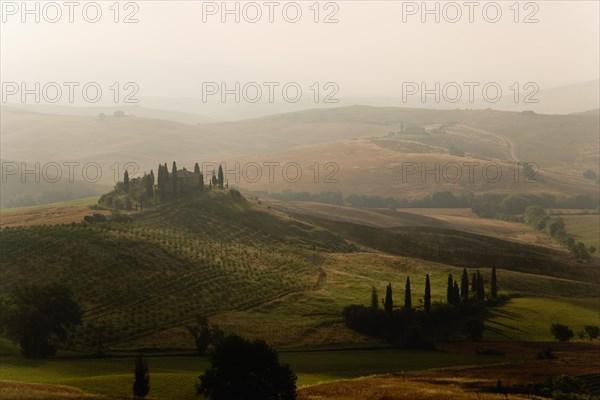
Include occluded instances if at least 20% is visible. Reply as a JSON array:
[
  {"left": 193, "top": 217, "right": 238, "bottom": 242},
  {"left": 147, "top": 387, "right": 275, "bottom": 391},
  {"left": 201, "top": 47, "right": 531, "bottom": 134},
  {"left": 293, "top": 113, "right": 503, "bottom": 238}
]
[
  {"left": 453, "top": 281, "right": 460, "bottom": 305},
  {"left": 133, "top": 355, "right": 150, "bottom": 398},
  {"left": 171, "top": 162, "right": 178, "bottom": 195},
  {"left": 199, "top": 173, "right": 204, "bottom": 192},
  {"left": 123, "top": 170, "right": 130, "bottom": 193},
  {"left": 384, "top": 283, "right": 393, "bottom": 314},
  {"left": 404, "top": 277, "right": 412, "bottom": 310},
  {"left": 460, "top": 268, "right": 469, "bottom": 302},
  {"left": 424, "top": 274, "right": 431, "bottom": 313},
  {"left": 194, "top": 162, "right": 200, "bottom": 175},
  {"left": 491, "top": 266, "right": 498, "bottom": 299},
  {"left": 144, "top": 173, "right": 152, "bottom": 197},
  {"left": 150, "top": 169, "right": 154, "bottom": 186},
  {"left": 218, "top": 165, "right": 224, "bottom": 189},
  {"left": 446, "top": 274, "right": 454, "bottom": 304},
  {"left": 370, "top": 286, "right": 378, "bottom": 309},
  {"left": 476, "top": 271, "right": 485, "bottom": 301}
]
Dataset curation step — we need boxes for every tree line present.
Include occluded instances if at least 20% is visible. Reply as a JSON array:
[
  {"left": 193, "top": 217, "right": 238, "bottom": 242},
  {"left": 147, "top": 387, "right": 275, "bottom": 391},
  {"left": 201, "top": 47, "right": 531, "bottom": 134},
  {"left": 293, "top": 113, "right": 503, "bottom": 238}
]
[
  {"left": 344, "top": 267, "right": 499, "bottom": 346},
  {"left": 98, "top": 162, "right": 229, "bottom": 210}
]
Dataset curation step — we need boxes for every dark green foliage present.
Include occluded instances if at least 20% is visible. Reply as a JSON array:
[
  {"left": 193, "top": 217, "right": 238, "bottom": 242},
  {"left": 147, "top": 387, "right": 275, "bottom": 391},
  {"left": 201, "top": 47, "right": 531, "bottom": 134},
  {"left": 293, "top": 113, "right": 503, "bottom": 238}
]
[
  {"left": 196, "top": 334, "right": 297, "bottom": 400},
  {"left": 186, "top": 316, "right": 224, "bottom": 355},
  {"left": 343, "top": 298, "right": 488, "bottom": 346},
  {"left": 384, "top": 283, "right": 393, "bottom": 314},
  {"left": 476, "top": 271, "right": 485, "bottom": 301},
  {"left": 133, "top": 355, "right": 150, "bottom": 398},
  {"left": 194, "top": 163, "right": 201, "bottom": 174},
  {"left": 453, "top": 281, "right": 460, "bottom": 304},
  {"left": 551, "top": 323, "right": 574, "bottom": 342},
  {"left": 584, "top": 325, "right": 600, "bottom": 341},
  {"left": 446, "top": 274, "right": 454, "bottom": 304},
  {"left": 465, "top": 319, "right": 485, "bottom": 342},
  {"left": 370, "top": 286, "right": 378, "bottom": 309},
  {"left": 124, "top": 170, "right": 130, "bottom": 193},
  {"left": 460, "top": 268, "right": 469, "bottom": 302},
  {"left": 1, "top": 284, "right": 82, "bottom": 357},
  {"left": 404, "top": 277, "right": 411, "bottom": 310},
  {"left": 172, "top": 161, "right": 178, "bottom": 195},
  {"left": 491, "top": 266, "right": 498, "bottom": 299},
  {"left": 218, "top": 165, "right": 224, "bottom": 189},
  {"left": 424, "top": 274, "right": 431, "bottom": 313}
]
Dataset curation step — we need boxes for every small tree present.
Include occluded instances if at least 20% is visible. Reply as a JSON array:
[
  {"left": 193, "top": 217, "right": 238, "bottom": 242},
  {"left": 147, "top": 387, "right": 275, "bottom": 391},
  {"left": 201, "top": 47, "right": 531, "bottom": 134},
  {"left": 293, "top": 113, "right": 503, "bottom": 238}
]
[
  {"left": 446, "top": 274, "right": 454, "bottom": 305},
  {"left": 1, "top": 284, "right": 82, "bottom": 357},
  {"left": 460, "top": 268, "right": 469, "bottom": 302},
  {"left": 424, "top": 274, "right": 431, "bottom": 313},
  {"left": 551, "top": 323, "right": 574, "bottom": 342},
  {"left": 384, "top": 283, "right": 393, "bottom": 314},
  {"left": 370, "top": 286, "right": 378, "bottom": 309},
  {"left": 218, "top": 165, "right": 224, "bottom": 189},
  {"left": 404, "top": 277, "right": 412, "bottom": 310},
  {"left": 453, "top": 281, "right": 460, "bottom": 305},
  {"left": 124, "top": 170, "right": 130, "bottom": 193},
  {"left": 133, "top": 355, "right": 150, "bottom": 398},
  {"left": 584, "top": 325, "right": 600, "bottom": 341}
]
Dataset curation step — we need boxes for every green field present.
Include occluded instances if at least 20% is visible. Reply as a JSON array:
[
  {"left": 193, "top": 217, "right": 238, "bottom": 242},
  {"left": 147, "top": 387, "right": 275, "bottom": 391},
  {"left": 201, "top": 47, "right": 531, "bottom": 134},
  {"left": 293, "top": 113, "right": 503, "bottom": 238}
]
[
  {"left": 563, "top": 215, "right": 600, "bottom": 256},
  {"left": 0, "top": 348, "right": 507, "bottom": 400}
]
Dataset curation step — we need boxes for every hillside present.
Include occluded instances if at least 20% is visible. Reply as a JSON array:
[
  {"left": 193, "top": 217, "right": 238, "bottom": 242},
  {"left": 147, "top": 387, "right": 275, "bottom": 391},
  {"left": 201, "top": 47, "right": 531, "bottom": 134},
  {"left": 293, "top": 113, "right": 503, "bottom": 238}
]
[
  {"left": 1, "top": 106, "right": 600, "bottom": 203},
  {"left": 1, "top": 191, "right": 597, "bottom": 350}
]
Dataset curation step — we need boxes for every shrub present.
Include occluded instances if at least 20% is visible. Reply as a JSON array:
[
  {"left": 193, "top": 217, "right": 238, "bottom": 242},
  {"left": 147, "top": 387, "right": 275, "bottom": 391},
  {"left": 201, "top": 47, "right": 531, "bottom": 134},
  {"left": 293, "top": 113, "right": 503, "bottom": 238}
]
[{"left": 551, "top": 323, "right": 574, "bottom": 342}]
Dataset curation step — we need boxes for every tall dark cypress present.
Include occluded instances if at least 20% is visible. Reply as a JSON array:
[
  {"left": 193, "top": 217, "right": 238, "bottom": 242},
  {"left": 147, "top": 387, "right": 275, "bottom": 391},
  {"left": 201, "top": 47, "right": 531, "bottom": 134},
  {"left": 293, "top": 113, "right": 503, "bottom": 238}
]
[
  {"left": 133, "top": 355, "right": 150, "bottom": 398},
  {"left": 424, "top": 274, "right": 431, "bottom": 313},
  {"left": 218, "top": 164, "right": 224, "bottom": 189},
  {"left": 145, "top": 173, "right": 153, "bottom": 197},
  {"left": 491, "top": 266, "right": 498, "bottom": 299},
  {"left": 447, "top": 273, "right": 454, "bottom": 304},
  {"left": 199, "top": 172, "right": 204, "bottom": 192},
  {"left": 171, "top": 161, "right": 178, "bottom": 195},
  {"left": 194, "top": 162, "right": 200, "bottom": 175},
  {"left": 477, "top": 271, "right": 485, "bottom": 301},
  {"left": 404, "top": 277, "right": 412, "bottom": 310},
  {"left": 460, "top": 268, "right": 469, "bottom": 302},
  {"left": 453, "top": 281, "right": 460, "bottom": 305},
  {"left": 370, "top": 286, "right": 379, "bottom": 309},
  {"left": 384, "top": 283, "right": 393, "bottom": 314},
  {"left": 123, "top": 170, "right": 130, "bottom": 193}
]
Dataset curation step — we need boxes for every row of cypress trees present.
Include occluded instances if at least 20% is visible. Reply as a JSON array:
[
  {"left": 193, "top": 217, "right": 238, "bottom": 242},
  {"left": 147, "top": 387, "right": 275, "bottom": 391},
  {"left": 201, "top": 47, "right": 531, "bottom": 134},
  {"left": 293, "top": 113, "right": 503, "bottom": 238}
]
[{"left": 373, "top": 266, "right": 498, "bottom": 314}]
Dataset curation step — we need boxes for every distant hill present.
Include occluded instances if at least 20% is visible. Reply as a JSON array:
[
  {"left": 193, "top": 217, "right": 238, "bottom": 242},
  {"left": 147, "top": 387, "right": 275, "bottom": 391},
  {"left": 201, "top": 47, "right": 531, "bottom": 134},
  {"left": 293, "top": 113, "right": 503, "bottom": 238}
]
[{"left": 2, "top": 105, "right": 597, "bottom": 198}]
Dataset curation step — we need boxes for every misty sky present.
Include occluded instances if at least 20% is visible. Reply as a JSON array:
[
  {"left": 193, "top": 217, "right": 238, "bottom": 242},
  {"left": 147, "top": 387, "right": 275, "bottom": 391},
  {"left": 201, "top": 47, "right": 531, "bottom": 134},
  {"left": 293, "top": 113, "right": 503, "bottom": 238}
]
[{"left": 1, "top": 0, "right": 599, "bottom": 103}]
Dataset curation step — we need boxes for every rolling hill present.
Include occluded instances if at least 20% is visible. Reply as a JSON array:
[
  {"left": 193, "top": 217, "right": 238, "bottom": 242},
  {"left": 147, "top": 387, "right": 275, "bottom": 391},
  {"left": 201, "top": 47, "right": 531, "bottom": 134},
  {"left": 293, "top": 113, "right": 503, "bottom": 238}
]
[{"left": 1, "top": 190, "right": 597, "bottom": 350}]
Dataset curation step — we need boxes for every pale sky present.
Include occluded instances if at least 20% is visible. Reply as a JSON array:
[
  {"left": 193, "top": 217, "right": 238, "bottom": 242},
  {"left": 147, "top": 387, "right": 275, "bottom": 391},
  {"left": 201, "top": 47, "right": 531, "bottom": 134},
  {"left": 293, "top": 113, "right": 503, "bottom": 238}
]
[{"left": 1, "top": 0, "right": 599, "bottom": 103}]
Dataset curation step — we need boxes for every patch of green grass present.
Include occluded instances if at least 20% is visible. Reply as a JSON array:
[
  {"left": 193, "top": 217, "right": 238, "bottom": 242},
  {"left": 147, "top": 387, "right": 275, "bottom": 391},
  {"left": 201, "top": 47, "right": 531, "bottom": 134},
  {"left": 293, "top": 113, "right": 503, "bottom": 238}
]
[
  {"left": 0, "top": 349, "right": 505, "bottom": 400},
  {"left": 563, "top": 215, "right": 600, "bottom": 256},
  {"left": 485, "top": 297, "right": 600, "bottom": 341}
]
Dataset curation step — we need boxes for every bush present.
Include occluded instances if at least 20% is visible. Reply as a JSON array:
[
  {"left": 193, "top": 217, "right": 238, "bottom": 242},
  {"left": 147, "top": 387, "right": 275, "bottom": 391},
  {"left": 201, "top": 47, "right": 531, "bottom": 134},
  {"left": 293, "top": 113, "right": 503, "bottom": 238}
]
[
  {"left": 551, "top": 323, "right": 574, "bottom": 342},
  {"left": 196, "top": 334, "right": 296, "bottom": 400}
]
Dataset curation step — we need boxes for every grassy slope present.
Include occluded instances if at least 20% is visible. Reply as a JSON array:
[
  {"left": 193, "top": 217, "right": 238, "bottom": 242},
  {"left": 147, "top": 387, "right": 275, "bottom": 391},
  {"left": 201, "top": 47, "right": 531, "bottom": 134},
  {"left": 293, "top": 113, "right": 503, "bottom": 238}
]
[
  {"left": 563, "top": 214, "right": 600, "bottom": 255},
  {"left": 0, "top": 349, "right": 507, "bottom": 400}
]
